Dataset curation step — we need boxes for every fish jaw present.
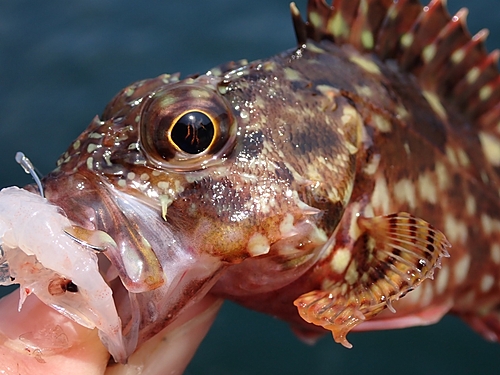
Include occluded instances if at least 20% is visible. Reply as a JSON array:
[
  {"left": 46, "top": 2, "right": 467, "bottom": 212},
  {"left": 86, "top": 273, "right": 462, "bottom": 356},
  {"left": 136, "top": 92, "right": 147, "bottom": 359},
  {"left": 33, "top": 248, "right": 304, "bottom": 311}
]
[{"left": 36, "top": 173, "right": 227, "bottom": 362}]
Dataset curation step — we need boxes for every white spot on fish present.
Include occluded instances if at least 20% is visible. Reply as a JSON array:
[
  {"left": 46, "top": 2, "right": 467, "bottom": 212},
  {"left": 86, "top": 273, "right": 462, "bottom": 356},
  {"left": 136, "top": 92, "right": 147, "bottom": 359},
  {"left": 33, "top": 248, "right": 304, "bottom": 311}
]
[
  {"left": 361, "top": 30, "right": 374, "bottom": 50},
  {"left": 306, "top": 43, "right": 326, "bottom": 54},
  {"left": 417, "top": 172, "right": 437, "bottom": 204},
  {"left": 87, "top": 143, "right": 98, "bottom": 153},
  {"left": 400, "top": 33, "right": 414, "bottom": 48},
  {"left": 308, "top": 11, "right": 322, "bottom": 29},
  {"left": 465, "top": 195, "right": 476, "bottom": 216},
  {"left": 422, "top": 44, "right": 437, "bottom": 63},
  {"left": 404, "top": 142, "right": 411, "bottom": 155},
  {"left": 491, "top": 243, "right": 500, "bottom": 264},
  {"left": 466, "top": 66, "right": 480, "bottom": 84},
  {"left": 349, "top": 54, "right": 381, "bottom": 75},
  {"left": 420, "top": 282, "right": 434, "bottom": 307},
  {"left": 128, "top": 142, "right": 139, "bottom": 150},
  {"left": 435, "top": 266, "right": 449, "bottom": 295},
  {"left": 454, "top": 254, "right": 471, "bottom": 285},
  {"left": 88, "top": 132, "right": 103, "bottom": 139},
  {"left": 363, "top": 203, "right": 374, "bottom": 218},
  {"left": 481, "top": 170, "right": 490, "bottom": 184},
  {"left": 330, "top": 247, "right": 351, "bottom": 274},
  {"left": 444, "top": 214, "right": 467, "bottom": 245},
  {"left": 372, "top": 113, "right": 391, "bottom": 133},
  {"left": 480, "top": 85, "right": 493, "bottom": 101},
  {"left": 157, "top": 181, "right": 169, "bottom": 190},
  {"left": 395, "top": 104, "right": 409, "bottom": 120},
  {"left": 354, "top": 84, "right": 373, "bottom": 99},
  {"left": 479, "top": 131, "right": 500, "bottom": 167},
  {"left": 481, "top": 274, "right": 495, "bottom": 293},
  {"left": 481, "top": 213, "right": 493, "bottom": 235},
  {"left": 445, "top": 145, "right": 459, "bottom": 166},
  {"left": 345, "top": 260, "right": 359, "bottom": 285},
  {"left": 456, "top": 148, "right": 470, "bottom": 167},
  {"left": 372, "top": 176, "right": 390, "bottom": 213},
  {"left": 247, "top": 233, "right": 270, "bottom": 257},
  {"left": 404, "top": 283, "right": 423, "bottom": 305},
  {"left": 435, "top": 161, "right": 450, "bottom": 190},
  {"left": 451, "top": 48, "right": 465, "bottom": 64},
  {"left": 327, "top": 12, "right": 348, "bottom": 39},
  {"left": 394, "top": 178, "right": 416, "bottom": 209},
  {"left": 283, "top": 67, "right": 302, "bottom": 81},
  {"left": 363, "top": 154, "right": 380, "bottom": 175},
  {"left": 423, "top": 90, "right": 447, "bottom": 120},
  {"left": 279, "top": 214, "right": 295, "bottom": 237}
]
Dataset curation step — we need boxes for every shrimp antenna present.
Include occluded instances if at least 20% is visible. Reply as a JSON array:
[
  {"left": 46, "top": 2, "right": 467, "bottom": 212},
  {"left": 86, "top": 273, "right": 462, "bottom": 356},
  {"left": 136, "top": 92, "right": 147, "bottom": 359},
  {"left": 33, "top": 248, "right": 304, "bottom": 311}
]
[{"left": 15, "top": 152, "right": 44, "bottom": 198}]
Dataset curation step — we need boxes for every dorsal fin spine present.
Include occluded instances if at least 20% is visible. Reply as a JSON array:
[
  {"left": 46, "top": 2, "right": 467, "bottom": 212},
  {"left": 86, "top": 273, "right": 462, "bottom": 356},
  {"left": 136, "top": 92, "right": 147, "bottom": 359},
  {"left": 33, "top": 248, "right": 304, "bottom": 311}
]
[
  {"left": 291, "top": 0, "right": 500, "bottom": 129},
  {"left": 453, "top": 50, "right": 499, "bottom": 113}
]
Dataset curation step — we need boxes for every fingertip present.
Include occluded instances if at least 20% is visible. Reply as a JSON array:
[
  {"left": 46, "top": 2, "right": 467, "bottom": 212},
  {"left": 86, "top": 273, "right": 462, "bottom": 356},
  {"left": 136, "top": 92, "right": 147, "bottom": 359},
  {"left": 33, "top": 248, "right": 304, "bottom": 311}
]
[
  {"left": 0, "top": 290, "right": 109, "bottom": 375},
  {"left": 105, "top": 294, "right": 223, "bottom": 375}
]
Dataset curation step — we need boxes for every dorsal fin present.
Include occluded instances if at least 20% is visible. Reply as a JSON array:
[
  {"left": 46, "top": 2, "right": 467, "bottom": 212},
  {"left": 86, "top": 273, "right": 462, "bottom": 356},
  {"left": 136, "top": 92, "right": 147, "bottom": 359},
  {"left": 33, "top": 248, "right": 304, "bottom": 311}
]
[{"left": 290, "top": 0, "right": 500, "bottom": 130}]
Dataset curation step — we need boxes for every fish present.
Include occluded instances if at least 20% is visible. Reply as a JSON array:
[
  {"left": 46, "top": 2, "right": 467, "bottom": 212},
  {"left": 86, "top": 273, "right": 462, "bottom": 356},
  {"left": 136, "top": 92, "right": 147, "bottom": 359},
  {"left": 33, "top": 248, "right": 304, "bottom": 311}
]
[{"left": 0, "top": 0, "right": 499, "bottom": 372}]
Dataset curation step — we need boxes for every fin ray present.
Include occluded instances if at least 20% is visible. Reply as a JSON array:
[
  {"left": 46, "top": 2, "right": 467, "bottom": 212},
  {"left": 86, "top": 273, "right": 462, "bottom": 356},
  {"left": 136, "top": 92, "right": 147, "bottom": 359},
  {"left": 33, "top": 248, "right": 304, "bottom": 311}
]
[
  {"left": 293, "top": 212, "right": 450, "bottom": 348},
  {"left": 291, "top": 0, "right": 500, "bottom": 129}
]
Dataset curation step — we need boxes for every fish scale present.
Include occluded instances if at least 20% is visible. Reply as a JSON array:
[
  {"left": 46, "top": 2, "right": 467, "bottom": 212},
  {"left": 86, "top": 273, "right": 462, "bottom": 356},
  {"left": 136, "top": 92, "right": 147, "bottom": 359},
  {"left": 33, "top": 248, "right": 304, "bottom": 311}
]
[{"left": 0, "top": 0, "right": 499, "bottom": 367}]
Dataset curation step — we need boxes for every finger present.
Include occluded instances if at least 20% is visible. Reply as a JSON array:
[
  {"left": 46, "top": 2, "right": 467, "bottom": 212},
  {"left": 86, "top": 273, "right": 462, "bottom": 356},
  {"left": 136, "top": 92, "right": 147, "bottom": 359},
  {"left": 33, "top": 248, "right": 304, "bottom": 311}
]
[
  {"left": 105, "top": 294, "right": 223, "bottom": 375},
  {"left": 0, "top": 290, "right": 109, "bottom": 375}
]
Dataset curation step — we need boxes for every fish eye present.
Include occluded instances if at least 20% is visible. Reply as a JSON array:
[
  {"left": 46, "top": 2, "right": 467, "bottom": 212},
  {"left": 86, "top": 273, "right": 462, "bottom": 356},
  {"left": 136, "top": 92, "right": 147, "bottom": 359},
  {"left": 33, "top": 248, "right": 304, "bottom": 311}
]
[
  {"left": 169, "top": 111, "right": 215, "bottom": 154},
  {"left": 139, "top": 84, "right": 236, "bottom": 171}
]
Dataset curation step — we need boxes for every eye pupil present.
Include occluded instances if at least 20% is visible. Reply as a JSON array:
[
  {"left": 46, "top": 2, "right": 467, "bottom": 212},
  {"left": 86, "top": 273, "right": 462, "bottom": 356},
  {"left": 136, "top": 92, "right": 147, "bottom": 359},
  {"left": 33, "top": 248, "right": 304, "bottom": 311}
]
[
  {"left": 171, "top": 111, "right": 214, "bottom": 154},
  {"left": 65, "top": 280, "right": 79, "bottom": 293}
]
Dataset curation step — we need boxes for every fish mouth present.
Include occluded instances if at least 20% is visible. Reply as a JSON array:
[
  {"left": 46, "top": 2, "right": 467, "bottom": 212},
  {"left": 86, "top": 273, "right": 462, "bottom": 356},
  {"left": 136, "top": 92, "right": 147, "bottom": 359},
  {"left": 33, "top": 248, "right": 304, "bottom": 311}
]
[{"left": 0, "top": 172, "right": 225, "bottom": 363}]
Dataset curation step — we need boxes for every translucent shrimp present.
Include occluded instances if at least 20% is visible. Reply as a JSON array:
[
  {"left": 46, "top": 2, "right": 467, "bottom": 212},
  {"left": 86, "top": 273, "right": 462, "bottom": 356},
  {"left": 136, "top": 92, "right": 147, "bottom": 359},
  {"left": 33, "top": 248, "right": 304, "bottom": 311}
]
[{"left": 0, "top": 187, "right": 126, "bottom": 361}]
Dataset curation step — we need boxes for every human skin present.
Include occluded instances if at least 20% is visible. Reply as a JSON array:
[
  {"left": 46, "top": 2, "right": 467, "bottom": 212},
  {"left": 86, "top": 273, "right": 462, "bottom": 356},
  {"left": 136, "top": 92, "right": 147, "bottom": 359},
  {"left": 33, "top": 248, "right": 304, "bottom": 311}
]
[{"left": 0, "top": 291, "right": 222, "bottom": 375}]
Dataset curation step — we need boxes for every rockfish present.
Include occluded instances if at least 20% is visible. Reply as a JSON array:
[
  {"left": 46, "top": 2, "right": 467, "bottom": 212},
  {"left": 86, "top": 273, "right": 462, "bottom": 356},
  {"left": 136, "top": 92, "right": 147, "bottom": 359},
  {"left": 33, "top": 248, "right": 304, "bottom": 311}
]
[{"left": 0, "top": 0, "right": 499, "bottom": 372}]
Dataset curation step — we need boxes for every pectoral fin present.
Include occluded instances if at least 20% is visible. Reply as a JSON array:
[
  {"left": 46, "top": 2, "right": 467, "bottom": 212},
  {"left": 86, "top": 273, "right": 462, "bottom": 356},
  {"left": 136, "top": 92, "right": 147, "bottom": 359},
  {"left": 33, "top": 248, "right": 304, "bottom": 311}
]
[{"left": 293, "top": 212, "right": 450, "bottom": 348}]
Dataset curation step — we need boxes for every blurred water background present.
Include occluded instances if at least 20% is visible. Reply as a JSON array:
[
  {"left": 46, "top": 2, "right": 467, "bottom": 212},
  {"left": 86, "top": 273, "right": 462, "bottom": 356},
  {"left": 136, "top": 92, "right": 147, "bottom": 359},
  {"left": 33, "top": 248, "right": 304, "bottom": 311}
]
[{"left": 1, "top": 1, "right": 499, "bottom": 374}]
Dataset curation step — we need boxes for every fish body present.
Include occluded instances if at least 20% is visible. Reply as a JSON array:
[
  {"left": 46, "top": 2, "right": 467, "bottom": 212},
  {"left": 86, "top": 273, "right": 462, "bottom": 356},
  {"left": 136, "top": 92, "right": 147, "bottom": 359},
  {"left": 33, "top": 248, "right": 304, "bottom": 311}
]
[{"left": 1, "top": 0, "right": 499, "bottom": 366}]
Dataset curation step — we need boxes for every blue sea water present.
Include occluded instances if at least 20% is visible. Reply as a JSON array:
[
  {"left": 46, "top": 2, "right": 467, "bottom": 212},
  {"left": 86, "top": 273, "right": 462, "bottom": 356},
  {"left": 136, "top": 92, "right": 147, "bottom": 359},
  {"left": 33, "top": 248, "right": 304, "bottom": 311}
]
[{"left": 0, "top": 1, "right": 499, "bottom": 374}]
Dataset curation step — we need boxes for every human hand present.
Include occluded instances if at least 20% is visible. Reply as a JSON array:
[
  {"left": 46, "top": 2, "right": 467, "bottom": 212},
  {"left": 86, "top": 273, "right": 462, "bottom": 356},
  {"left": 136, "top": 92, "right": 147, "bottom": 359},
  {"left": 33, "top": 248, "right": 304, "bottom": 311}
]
[{"left": 0, "top": 290, "right": 222, "bottom": 375}]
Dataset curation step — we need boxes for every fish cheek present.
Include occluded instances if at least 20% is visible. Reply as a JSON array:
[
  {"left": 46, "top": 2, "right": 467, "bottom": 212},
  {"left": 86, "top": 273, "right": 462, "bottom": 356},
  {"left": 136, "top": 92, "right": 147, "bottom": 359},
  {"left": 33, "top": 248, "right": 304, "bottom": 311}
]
[{"left": 164, "top": 179, "right": 251, "bottom": 261}]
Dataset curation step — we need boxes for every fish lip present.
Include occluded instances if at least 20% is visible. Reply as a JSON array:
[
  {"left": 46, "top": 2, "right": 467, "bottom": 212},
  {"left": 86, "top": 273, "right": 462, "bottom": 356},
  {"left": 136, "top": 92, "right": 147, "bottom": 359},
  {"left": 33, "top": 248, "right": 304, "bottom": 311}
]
[{"left": 36, "top": 173, "right": 227, "bottom": 361}]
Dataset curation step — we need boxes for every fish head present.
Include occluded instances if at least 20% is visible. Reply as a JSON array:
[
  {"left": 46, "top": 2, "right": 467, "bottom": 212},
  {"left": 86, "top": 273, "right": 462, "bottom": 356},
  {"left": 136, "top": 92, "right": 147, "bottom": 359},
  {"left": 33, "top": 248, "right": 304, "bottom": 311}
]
[{"left": 37, "top": 55, "right": 362, "bottom": 360}]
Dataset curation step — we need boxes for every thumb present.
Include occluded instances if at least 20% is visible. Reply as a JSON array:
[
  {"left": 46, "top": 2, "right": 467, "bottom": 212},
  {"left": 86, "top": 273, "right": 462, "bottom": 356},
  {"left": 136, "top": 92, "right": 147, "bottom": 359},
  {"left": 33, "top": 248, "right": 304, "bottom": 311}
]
[
  {"left": 0, "top": 289, "right": 222, "bottom": 375},
  {"left": 106, "top": 294, "right": 223, "bottom": 375},
  {"left": 0, "top": 290, "right": 109, "bottom": 375}
]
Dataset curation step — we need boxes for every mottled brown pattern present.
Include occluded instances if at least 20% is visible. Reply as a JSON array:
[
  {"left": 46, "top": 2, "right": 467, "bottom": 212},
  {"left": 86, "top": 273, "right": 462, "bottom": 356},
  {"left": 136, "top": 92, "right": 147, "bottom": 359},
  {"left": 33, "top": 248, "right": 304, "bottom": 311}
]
[{"left": 30, "top": 0, "right": 500, "bottom": 359}]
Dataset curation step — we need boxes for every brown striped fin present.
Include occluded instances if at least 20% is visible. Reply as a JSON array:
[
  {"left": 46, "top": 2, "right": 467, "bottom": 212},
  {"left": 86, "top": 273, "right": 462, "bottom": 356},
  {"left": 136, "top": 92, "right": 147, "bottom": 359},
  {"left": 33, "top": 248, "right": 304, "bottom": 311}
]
[
  {"left": 290, "top": 0, "right": 500, "bottom": 130},
  {"left": 293, "top": 212, "right": 450, "bottom": 348}
]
